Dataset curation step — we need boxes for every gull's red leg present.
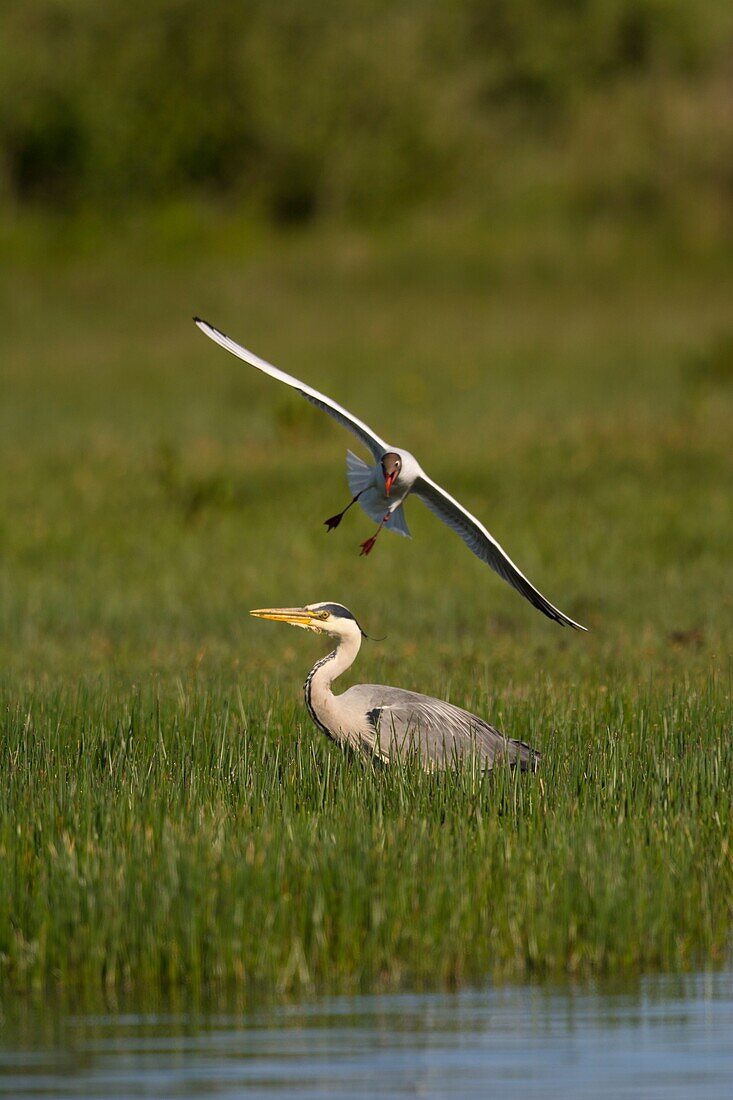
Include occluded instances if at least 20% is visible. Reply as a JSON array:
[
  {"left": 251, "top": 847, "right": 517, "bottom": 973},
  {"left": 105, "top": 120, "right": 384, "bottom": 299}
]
[
  {"left": 359, "top": 513, "right": 389, "bottom": 556},
  {"left": 324, "top": 491, "right": 363, "bottom": 532}
]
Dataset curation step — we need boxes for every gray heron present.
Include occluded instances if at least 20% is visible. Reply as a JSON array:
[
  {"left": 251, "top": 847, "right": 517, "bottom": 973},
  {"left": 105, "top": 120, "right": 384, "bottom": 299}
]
[
  {"left": 250, "top": 602, "right": 541, "bottom": 772},
  {"left": 196, "top": 318, "right": 585, "bottom": 630}
]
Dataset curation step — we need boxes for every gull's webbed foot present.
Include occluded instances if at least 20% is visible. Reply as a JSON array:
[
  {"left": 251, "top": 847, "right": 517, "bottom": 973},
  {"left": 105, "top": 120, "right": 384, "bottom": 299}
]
[
  {"left": 324, "top": 492, "right": 363, "bottom": 533},
  {"left": 360, "top": 512, "right": 389, "bottom": 556}
]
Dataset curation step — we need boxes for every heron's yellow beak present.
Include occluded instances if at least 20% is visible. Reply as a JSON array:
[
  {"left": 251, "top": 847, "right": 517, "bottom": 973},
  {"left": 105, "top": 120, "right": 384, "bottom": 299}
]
[{"left": 250, "top": 607, "right": 323, "bottom": 631}]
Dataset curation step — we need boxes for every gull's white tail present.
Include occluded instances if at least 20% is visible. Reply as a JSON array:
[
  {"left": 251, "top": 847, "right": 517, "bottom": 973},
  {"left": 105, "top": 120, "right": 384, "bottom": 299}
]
[{"left": 346, "top": 450, "right": 374, "bottom": 495}]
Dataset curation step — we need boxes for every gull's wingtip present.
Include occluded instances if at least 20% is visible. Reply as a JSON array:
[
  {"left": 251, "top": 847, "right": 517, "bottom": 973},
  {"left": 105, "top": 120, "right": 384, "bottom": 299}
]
[
  {"left": 553, "top": 606, "right": 588, "bottom": 631},
  {"left": 194, "top": 317, "right": 222, "bottom": 338},
  {"left": 568, "top": 618, "right": 589, "bottom": 632}
]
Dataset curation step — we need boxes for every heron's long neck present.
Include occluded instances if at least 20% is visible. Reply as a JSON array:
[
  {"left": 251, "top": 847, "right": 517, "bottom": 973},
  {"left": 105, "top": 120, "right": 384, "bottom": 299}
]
[{"left": 304, "top": 632, "right": 361, "bottom": 743}]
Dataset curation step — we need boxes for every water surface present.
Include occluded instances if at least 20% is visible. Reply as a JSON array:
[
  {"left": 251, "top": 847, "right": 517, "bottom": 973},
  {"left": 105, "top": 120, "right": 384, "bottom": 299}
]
[{"left": 2, "top": 972, "right": 732, "bottom": 1098}]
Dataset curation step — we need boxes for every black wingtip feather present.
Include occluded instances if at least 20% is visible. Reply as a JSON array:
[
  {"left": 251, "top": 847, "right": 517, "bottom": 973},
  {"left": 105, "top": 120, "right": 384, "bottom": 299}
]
[{"left": 519, "top": 576, "right": 587, "bottom": 631}]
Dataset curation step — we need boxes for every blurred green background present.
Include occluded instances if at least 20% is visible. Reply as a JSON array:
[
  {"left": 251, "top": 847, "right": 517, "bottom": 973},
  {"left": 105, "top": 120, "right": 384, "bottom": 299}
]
[
  {"left": 2, "top": 0, "right": 732, "bottom": 689},
  {"left": 2, "top": 1, "right": 733, "bottom": 233}
]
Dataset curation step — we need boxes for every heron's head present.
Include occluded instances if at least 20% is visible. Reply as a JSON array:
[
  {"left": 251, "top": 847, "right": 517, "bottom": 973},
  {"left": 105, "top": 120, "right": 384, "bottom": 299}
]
[
  {"left": 380, "top": 452, "right": 402, "bottom": 496},
  {"left": 250, "top": 602, "right": 368, "bottom": 639}
]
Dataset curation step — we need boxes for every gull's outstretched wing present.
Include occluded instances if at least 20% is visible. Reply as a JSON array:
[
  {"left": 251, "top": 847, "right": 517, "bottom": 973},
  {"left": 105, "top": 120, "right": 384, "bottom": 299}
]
[
  {"left": 194, "top": 319, "right": 388, "bottom": 461},
  {"left": 414, "top": 473, "right": 587, "bottom": 630}
]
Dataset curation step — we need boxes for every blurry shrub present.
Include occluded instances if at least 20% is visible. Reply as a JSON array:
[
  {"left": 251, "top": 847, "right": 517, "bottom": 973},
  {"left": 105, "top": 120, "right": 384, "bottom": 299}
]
[
  {"left": 0, "top": 0, "right": 731, "bottom": 227},
  {"left": 682, "top": 333, "right": 733, "bottom": 394},
  {"left": 3, "top": 93, "right": 85, "bottom": 204}
]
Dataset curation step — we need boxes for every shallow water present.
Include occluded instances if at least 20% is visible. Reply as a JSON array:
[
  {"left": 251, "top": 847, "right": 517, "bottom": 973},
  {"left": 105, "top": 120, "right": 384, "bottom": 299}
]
[{"left": 2, "top": 972, "right": 732, "bottom": 1099}]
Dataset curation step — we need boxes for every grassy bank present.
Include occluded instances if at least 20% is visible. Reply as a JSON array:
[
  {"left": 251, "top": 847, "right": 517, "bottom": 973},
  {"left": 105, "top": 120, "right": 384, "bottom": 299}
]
[{"left": 0, "top": 213, "right": 732, "bottom": 1002}]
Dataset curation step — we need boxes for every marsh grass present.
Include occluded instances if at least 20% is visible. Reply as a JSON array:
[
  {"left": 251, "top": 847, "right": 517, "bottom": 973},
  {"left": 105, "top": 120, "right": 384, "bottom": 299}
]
[
  {"left": 0, "top": 214, "right": 731, "bottom": 1005},
  {"left": 1, "top": 677, "right": 731, "bottom": 1002}
]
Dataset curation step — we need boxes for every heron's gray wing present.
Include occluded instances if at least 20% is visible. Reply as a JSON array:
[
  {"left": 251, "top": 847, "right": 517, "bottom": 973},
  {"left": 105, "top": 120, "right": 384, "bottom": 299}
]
[
  {"left": 195, "top": 319, "right": 388, "bottom": 461},
  {"left": 413, "top": 473, "right": 586, "bottom": 630},
  {"left": 344, "top": 685, "right": 539, "bottom": 771}
]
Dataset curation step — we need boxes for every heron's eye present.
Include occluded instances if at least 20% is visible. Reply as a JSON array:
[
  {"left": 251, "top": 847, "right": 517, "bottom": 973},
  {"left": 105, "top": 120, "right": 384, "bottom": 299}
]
[{"left": 314, "top": 610, "right": 330, "bottom": 621}]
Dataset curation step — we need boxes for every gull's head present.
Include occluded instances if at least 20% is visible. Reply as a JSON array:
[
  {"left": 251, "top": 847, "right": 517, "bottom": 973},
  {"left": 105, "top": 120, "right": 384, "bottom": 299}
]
[
  {"left": 250, "top": 602, "right": 367, "bottom": 640},
  {"left": 381, "top": 452, "right": 402, "bottom": 496}
]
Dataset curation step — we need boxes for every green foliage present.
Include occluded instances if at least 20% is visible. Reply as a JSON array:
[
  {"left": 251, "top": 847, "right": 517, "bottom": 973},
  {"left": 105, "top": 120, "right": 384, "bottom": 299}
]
[{"left": 0, "top": 1, "right": 731, "bottom": 224}]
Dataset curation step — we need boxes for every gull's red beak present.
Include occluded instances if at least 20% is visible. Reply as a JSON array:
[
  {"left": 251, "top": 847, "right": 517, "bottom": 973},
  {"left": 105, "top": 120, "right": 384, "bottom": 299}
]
[{"left": 384, "top": 472, "right": 396, "bottom": 496}]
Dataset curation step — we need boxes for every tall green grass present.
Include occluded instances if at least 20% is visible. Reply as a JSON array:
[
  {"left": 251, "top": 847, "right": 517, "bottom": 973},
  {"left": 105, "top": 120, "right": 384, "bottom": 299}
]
[{"left": 1, "top": 676, "right": 731, "bottom": 1001}]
